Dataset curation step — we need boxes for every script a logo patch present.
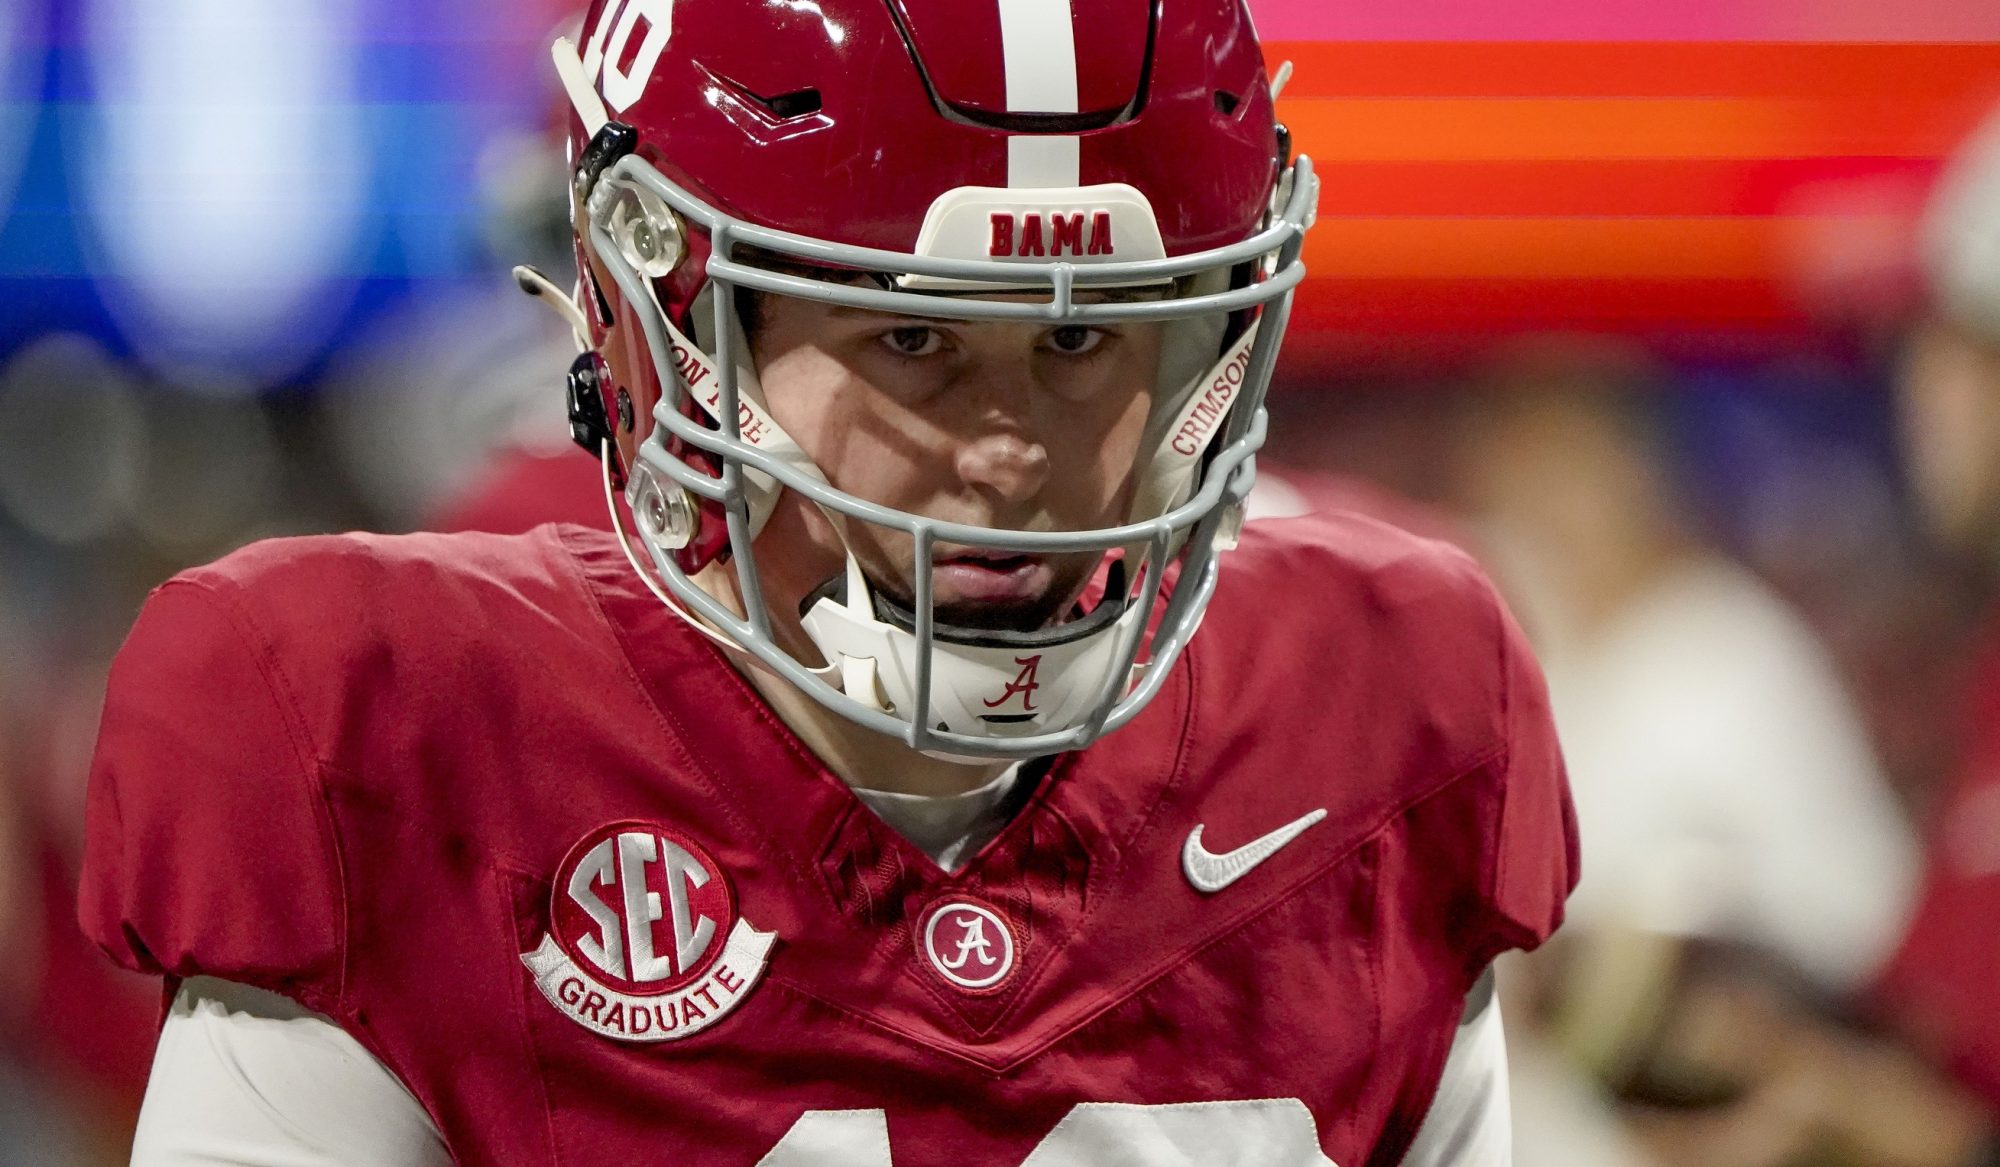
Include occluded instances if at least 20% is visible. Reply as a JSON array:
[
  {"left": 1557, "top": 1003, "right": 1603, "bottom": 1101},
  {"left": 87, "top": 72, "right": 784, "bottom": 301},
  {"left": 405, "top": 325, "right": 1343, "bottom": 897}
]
[
  {"left": 522, "top": 821, "right": 775, "bottom": 1042},
  {"left": 919, "top": 899, "right": 1016, "bottom": 992}
]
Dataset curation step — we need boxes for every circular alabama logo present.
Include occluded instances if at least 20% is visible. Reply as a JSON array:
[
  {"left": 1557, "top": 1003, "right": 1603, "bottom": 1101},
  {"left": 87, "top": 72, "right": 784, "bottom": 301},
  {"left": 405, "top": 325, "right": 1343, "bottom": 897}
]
[
  {"left": 920, "top": 899, "right": 1016, "bottom": 991},
  {"left": 520, "top": 821, "right": 776, "bottom": 1043}
]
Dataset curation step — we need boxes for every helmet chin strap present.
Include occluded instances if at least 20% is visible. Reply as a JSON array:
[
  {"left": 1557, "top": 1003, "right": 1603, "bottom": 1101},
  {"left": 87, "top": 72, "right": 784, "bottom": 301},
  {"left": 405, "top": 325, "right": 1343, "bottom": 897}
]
[
  {"left": 637, "top": 265, "right": 811, "bottom": 541},
  {"left": 551, "top": 35, "right": 609, "bottom": 137},
  {"left": 1127, "top": 318, "right": 1261, "bottom": 539},
  {"left": 513, "top": 264, "right": 594, "bottom": 354},
  {"left": 799, "top": 550, "right": 1149, "bottom": 747}
]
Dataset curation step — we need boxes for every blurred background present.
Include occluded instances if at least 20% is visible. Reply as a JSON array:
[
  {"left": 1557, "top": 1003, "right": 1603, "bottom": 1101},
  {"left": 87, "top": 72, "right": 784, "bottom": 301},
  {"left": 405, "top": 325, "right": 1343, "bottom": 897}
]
[{"left": 2, "top": 0, "right": 1999, "bottom": 1162}]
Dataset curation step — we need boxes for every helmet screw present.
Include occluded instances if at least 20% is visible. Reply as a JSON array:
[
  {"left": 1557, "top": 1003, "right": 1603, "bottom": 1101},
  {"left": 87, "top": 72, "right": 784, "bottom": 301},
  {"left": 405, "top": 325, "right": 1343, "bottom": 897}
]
[
  {"left": 637, "top": 478, "right": 697, "bottom": 549},
  {"left": 660, "top": 488, "right": 697, "bottom": 547}
]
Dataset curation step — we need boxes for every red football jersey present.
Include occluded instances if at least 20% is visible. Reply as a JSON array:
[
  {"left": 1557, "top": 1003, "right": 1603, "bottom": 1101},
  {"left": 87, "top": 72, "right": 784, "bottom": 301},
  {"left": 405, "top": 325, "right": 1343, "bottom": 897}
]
[{"left": 80, "top": 516, "right": 1574, "bottom": 1167}]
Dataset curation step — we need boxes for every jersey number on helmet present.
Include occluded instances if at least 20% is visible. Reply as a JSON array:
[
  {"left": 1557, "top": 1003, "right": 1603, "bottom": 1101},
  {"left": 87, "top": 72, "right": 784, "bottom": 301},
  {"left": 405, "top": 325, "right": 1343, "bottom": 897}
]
[
  {"left": 755, "top": 1101, "right": 1338, "bottom": 1166},
  {"left": 582, "top": 0, "right": 674, "bottom": 113}
]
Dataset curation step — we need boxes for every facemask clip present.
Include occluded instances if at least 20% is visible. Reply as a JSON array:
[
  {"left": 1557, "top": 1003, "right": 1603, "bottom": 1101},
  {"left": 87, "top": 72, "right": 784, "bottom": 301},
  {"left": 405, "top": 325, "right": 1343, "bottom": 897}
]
[
  {"left": 567, "top": 351, "right": 625, "bottom": 488},
  {"left": 573, "top": 120, "right": 638, "bottom": 203}
]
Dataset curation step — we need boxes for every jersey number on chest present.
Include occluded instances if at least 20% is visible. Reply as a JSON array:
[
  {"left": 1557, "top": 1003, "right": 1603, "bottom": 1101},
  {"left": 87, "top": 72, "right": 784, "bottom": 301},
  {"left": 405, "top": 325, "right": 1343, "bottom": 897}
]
[{"left": 755, "top": 1100, "right": 1338, "bottom": 1166}]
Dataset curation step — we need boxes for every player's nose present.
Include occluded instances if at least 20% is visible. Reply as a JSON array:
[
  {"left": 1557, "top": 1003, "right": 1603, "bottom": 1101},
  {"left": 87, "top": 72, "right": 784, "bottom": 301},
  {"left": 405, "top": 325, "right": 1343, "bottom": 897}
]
[{"left": 954, "top": 431, "right": 1050, "bottom": 507}]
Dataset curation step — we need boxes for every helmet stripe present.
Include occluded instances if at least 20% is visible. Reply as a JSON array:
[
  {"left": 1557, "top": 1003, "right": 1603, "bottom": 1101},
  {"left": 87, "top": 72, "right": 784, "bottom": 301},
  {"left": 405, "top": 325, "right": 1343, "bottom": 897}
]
[
  {"left": 1007, "top": 137, "right": 1080, "bottom": 189},
  {"left": 997, "top": 0, "right": 1081, "bottom": 187},
  {"left": 998, "top": 0, "right": 1078, "bottom": 114}
]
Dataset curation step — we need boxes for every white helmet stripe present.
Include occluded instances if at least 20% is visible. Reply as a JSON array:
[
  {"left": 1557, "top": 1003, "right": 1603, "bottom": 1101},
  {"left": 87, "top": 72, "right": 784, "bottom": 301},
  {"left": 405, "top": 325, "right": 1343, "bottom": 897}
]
[
  {"left": 1007, "top": 137, "right": 1080, "bottom": 189},
  {"left": 998, "top": 0, "right": 1080, "bottom": 188},
  {"left": 998, "top": 0, "right": 1078, "bottom": 113}
]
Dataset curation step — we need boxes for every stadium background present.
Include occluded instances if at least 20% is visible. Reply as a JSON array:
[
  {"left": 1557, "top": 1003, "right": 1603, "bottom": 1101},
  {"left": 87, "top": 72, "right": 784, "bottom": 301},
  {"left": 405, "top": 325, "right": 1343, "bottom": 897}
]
[{"left": 1, "top": 0, "right": 1998, "bottom": 1161}]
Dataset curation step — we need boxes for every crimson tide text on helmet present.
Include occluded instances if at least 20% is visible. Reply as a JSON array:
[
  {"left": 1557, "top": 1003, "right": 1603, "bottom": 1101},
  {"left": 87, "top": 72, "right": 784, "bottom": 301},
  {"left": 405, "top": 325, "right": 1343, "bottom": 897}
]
[{"left": 519, "top": 0, "right": 1318, "bottom": 759}]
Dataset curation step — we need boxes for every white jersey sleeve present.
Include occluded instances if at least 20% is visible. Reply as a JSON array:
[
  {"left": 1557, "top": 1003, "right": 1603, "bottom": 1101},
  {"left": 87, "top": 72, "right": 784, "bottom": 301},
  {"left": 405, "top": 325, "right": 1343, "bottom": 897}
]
[
  {"left": 131, "top": 977, "right": 449, "bottom": 1167},
  {"left": 1400, "top": 974, "right": 1512, "bottom": 1167}
]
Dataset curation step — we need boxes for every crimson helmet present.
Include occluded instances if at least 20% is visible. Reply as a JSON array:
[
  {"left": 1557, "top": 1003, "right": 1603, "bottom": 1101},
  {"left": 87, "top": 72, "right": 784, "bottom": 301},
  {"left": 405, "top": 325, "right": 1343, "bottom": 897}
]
[{"left": 525, "top": 0, "right": 1317, "bottom": 759}]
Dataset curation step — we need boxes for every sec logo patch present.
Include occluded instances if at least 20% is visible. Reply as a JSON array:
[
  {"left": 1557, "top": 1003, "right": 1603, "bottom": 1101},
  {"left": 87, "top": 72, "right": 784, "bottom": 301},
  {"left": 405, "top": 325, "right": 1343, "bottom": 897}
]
[{"left": 521, "top": 821, "right": 775, "bottom": 1042}]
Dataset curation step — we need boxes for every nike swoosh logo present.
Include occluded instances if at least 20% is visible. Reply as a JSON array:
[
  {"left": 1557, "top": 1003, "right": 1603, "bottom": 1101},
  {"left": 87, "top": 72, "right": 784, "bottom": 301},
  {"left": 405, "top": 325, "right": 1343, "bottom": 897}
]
[{"left": 1182, "top": 809, "right": 1328, "bottom": 894}]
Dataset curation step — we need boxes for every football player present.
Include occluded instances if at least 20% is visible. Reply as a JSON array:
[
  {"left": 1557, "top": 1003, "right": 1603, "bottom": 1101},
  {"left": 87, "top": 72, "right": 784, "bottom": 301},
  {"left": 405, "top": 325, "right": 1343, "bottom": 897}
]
[{"left": 80, "top": 1, "right": 1576, "bottom": 1163}]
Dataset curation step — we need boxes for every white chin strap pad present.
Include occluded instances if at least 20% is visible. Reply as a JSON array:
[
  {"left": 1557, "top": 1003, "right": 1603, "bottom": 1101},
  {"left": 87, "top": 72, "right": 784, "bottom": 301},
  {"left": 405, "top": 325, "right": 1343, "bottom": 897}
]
[{"left": 800, "top": 585, "right": 1144, "bottom": 741}]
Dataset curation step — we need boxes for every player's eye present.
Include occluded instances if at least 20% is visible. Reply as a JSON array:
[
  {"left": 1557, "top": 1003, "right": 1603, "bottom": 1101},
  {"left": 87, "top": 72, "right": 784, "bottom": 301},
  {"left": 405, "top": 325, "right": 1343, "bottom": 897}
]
[
  {"left": 1043, "top": 325, "right": 1105, "bottom": 357},
  {"left": 880, "top": 325, "right": 946, "bottom": 357}
]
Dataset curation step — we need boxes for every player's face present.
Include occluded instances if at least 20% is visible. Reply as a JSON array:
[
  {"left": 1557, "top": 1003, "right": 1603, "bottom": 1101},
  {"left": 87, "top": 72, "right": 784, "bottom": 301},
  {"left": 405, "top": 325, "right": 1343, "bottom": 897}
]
[{"left": 750, "top": 294, "right": 1164, "bottom": 631}]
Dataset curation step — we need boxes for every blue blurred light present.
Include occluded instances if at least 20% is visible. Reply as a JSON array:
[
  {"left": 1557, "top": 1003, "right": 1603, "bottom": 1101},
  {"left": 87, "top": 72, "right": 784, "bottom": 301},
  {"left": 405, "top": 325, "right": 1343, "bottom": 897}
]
[
  {"left": 0, "top": 1, "right": 44, "bottom": 238},
  {"left": 78, "top": 0, "right": 370, "bottom": 388},
  {"left": 0, "top": 0, "right": 557, "bottom": 387}
]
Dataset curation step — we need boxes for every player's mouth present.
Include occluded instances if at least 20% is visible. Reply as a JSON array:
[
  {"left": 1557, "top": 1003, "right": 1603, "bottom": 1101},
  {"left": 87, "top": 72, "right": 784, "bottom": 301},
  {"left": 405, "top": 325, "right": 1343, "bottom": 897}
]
[{"left": 932, "top": 550, "right": 1055, "bottom": 605}]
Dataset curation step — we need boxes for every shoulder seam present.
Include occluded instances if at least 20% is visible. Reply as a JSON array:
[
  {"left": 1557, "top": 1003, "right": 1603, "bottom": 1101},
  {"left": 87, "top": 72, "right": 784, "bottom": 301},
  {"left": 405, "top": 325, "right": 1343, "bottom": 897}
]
[
  {"left": 149, "top": 577, "right": 327, "bottom": 791},
  {"left": 1479, "top": 576, "right": 1539, "bottom": 961},
  {"left": 151, "top": 576, "right": 351, "bottom": 1003}
]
